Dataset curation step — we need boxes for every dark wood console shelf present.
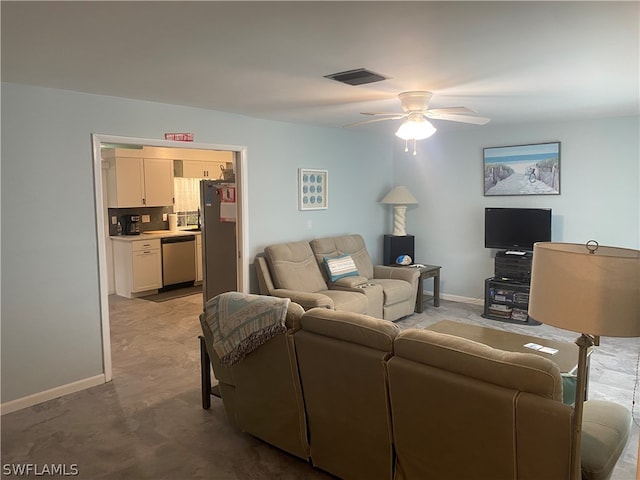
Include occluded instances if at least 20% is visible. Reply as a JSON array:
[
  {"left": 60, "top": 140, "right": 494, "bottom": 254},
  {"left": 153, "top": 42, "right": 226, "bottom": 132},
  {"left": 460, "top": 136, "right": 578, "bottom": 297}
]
[
  {"left": 483, "top": 251, "right": 540, "bottom": 325},
  {"left": 482, "top": 277, "right": 540, "bottom": 326}
]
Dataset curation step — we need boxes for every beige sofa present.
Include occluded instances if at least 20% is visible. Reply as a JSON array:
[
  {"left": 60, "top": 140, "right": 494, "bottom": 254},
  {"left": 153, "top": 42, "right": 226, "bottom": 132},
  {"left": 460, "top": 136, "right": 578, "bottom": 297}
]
[
  {"left": 388, "top": 329, "right": 631, "bottom": 480},
  {"left": 255, "top": 234, "right": 419, "bottom": 321},
  {"left": 200, "top": 298, "right": 631, "bottom": 480}
]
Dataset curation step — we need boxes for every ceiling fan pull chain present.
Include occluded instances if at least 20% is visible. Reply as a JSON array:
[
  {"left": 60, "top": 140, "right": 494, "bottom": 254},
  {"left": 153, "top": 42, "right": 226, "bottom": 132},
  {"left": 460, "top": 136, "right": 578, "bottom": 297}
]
[
  {"left": 404, "top": 139, "right": 409, "bottom": 153},
  {"left": 413, "top": 138, "right": 417, "bottom": 156}
]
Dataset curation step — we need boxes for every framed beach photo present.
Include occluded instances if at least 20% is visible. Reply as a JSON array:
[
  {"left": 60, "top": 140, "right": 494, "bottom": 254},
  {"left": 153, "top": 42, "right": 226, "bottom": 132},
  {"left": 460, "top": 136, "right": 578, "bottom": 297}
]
[
  {"left": 298, "top": 168, "right": 328, "bottom": 210},
  {"left": 483, "top": 142, "right": 561, "bottom": 196}
]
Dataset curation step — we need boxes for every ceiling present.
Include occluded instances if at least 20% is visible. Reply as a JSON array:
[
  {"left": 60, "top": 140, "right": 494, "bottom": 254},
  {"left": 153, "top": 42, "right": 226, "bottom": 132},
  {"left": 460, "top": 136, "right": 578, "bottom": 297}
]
[{"left": 2, "top": 1, "right": 638, "bottom": 135}]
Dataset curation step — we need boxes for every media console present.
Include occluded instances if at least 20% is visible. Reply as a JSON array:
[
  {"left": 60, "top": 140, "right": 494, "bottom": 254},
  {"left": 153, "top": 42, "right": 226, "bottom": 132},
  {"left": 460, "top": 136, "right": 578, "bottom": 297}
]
[{"left": 482, "top": 250, "right": 540, "bottom": 325}]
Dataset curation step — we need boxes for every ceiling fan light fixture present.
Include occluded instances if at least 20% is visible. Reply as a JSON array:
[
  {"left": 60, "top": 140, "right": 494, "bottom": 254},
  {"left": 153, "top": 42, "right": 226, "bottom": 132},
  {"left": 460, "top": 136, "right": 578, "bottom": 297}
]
[
  {"left": 395, "top": 116, "right": 437, "bottom": 140},
  {"left": 395, "top": 115, "right": 436, "bottom": 156},
  {"left": 346, "top": 89, "right": 487, "bottom": 155}
]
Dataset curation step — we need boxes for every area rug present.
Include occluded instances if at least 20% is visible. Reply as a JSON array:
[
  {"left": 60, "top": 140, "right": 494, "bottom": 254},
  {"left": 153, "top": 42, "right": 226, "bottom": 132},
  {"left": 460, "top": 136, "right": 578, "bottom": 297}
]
[{"left": 142, "top": 285, "right": 202, "bottom": 303}]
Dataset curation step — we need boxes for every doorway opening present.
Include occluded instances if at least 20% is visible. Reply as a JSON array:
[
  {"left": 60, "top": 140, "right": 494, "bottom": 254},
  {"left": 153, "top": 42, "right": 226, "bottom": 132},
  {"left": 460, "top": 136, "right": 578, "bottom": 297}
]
[{"left": 91, "top": 134, "right": 249, "bottom": 382}]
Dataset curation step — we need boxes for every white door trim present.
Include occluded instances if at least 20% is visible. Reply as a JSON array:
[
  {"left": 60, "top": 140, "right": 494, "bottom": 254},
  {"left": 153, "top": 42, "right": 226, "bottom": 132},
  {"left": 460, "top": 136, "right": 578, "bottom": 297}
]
[{"left": 91, "top": 134, "right": 248, "bottom": 382}]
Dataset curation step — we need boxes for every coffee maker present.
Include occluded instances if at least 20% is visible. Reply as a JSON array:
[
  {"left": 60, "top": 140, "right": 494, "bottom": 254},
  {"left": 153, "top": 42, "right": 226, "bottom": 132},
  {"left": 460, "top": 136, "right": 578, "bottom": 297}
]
[{"left": 121, "top": 215, "right": 141, "bottom": 235}]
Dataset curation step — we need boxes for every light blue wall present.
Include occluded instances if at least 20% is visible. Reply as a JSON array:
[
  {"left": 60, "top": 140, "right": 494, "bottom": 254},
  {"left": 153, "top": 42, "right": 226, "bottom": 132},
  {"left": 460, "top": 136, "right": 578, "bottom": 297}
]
[
  {"left": 2, "top": 82, "right": 638, "bottom": 405},
  {"left": 395, "top": 116, "right": 640, "bottom": 300},
  {"left": 1, "top": 83, "right": 393, "bottom": 403}
]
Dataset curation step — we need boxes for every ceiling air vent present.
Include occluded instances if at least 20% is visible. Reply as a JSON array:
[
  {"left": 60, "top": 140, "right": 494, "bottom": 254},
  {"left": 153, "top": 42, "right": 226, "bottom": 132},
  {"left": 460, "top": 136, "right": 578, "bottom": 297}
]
[{"left": 324, "top": 68, "right": 387, "bottom": 86}]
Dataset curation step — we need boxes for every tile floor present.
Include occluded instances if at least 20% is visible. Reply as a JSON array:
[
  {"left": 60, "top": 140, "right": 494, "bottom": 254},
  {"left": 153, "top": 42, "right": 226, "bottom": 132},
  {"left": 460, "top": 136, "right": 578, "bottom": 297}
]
[{"left": 1, "top": 293, "right": 638, "bottom": 479}]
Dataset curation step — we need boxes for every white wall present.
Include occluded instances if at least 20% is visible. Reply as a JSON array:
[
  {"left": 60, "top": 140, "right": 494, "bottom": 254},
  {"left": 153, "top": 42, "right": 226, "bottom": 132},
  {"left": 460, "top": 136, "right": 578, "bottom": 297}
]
[
  {"left": 395, "top": 116, "right": 640, "bottom": 301},
  {"left": 1, "top": 83, "right": 393, "bottom": 405}
]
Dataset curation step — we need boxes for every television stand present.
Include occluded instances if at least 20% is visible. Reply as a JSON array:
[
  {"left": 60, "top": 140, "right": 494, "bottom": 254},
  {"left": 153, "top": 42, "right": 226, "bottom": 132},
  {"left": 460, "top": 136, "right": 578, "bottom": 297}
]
[
  {"left": 482, "top": 277, "right": 540, "bottom": 326},
  {"left": 482, "top": 251, "right": 538, "bottom": 325}
]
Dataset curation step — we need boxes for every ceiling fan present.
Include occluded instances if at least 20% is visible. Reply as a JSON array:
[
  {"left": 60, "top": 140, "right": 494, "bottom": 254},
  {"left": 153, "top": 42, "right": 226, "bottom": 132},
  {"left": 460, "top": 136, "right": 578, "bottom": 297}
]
[{"left": 346, "top": 91, "right": 491, "bottom": 154}]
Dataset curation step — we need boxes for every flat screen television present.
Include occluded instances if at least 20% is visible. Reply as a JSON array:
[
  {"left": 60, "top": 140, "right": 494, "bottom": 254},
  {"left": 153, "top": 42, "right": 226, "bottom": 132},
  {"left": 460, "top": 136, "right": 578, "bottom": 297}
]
[{"left": 484, "top": 207, "right": 551, "bottom": 251}]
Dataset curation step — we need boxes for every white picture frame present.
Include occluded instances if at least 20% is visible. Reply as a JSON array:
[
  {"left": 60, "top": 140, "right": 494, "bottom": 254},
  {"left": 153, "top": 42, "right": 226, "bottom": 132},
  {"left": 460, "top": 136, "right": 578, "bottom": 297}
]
[{"left": 298, "top": 168, "right": 328, "bottom": 210}]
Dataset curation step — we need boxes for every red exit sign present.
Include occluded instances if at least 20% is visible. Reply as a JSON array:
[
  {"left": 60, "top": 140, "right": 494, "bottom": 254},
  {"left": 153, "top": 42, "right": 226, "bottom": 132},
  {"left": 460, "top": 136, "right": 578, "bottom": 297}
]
[{"left": 164, "top": 132, "right": 194, "bottom": 142}]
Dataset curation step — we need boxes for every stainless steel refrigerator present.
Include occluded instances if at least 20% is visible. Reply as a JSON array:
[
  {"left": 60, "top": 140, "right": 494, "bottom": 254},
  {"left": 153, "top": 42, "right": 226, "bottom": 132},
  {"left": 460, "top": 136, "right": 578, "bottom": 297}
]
[{"left": 200, "top": 180, "right": 238, "bottom": 304}]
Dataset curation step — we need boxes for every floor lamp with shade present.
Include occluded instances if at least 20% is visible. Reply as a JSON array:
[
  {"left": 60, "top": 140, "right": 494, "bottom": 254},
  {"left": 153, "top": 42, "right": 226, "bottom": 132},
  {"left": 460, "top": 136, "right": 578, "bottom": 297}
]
[{"left": 528, "top": 241, "right": 639, "bottom": 480}]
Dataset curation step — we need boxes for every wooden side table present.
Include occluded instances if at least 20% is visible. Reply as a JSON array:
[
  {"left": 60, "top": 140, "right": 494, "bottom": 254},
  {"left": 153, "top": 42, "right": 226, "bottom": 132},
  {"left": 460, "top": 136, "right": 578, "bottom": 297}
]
[{"left": 401, "top": 264, "right": 441, "bottom": 313}]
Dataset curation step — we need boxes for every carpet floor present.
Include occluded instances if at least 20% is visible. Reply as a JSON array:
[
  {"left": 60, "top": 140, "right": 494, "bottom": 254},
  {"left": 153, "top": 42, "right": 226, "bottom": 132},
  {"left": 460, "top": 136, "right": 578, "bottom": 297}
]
[{"left": 1, "top": 293, "right": 638, "bottom": 479}]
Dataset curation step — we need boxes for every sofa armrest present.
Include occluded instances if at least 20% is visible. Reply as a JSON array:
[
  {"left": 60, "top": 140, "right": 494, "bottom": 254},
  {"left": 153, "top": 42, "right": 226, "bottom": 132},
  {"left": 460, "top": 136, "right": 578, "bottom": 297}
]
[
  {"left": 270, "top": 289, "right": 335, "bottom": 310},
  {"left": 374, "top": 265, "right": 420, "bottom": 284},
  {"left": 254, "top": 254, "right": 275, "bottom": 295}
]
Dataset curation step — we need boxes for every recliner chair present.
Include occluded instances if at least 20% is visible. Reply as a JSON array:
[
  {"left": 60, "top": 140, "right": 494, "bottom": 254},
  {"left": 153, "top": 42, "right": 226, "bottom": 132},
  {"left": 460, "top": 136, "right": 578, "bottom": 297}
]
[
  {"left": 199, "top": 300, "right": 310, "bottom": 460},
  {"left": 310, "top": 234, "right": 419, "bottom": 321},
  {"left": 294, "top": 307, "right": 400, "bottom": 480}
]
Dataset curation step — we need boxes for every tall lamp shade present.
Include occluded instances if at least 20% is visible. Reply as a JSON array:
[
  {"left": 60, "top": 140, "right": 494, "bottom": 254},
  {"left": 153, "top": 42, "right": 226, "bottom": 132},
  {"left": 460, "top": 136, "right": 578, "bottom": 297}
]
[
  {"left": 529, "top": 242, "right": 640, "bottom": 337},
  {"left": 380, "top": 186, "right": 418, "bottom": 236},
  {"left": 529, "top": 241, "right": 639, "bottom": 480}
]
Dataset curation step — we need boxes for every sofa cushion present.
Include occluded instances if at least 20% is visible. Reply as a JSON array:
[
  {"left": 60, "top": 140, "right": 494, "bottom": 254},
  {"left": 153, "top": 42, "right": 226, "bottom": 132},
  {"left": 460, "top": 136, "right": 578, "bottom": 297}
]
[
  {"left": 323, "top": 289, "right": 368, "bottom": 314},
  {"left": 323, "top": 254, "right": 359, "bottom": 282},
  {"left": 581, "top": 400, "right": 632, "bottom": 480},
  {"left": 311, "top": 234, "right": 374, "bottom": 280},
  {"left": 265, "top": 241, "right": 328, "bottom": 293}
]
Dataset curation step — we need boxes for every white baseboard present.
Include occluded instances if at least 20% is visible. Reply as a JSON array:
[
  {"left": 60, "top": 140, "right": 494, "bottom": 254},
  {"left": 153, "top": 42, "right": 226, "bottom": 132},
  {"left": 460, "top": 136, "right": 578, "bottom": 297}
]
[
  {"left": 0, "top": 374, "right": 106, "bottom": 415},
  {"left": 423, "top": 290, "right": 485, "bottom": 306},
  {"left": 442, "top": 293, "right": 484, "bottom": 306}
]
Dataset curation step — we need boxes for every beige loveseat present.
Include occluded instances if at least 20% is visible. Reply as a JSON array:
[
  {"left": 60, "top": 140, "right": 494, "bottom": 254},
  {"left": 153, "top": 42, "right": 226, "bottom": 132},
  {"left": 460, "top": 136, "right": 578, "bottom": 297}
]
[
  {"left": 199, "top": 295, "right": 631, "bottom": 480},
  {"left": 255, "top": 234, "right": 419, "bottom": 321}
]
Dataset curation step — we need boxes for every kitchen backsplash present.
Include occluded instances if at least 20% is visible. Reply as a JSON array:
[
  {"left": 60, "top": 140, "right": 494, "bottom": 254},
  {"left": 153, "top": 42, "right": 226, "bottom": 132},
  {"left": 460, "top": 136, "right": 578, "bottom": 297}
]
[{"left": 108, "top": 206, "right": 174, "bottom": 236}]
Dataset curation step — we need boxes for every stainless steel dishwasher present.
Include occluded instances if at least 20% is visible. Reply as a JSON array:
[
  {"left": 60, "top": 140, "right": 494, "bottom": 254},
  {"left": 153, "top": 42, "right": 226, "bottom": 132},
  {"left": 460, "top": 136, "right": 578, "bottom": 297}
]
[{"left": 161, "top": 235, "right": 196, "bottom": 289}]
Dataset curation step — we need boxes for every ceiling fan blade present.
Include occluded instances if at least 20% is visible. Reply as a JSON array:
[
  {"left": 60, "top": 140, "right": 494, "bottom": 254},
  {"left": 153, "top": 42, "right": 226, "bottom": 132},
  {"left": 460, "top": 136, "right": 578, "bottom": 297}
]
[
  {"left": 426, "top": 113, "right": 491, "bottom": 125},
  {"left": 344, "top": 115, "right": 406, "bottom": 128},
  {"left": 360, "top": 111, "right": 407, "bottom": 116},
  {"left": 426, "top": 107, "right": 475, "bottom": 115}
]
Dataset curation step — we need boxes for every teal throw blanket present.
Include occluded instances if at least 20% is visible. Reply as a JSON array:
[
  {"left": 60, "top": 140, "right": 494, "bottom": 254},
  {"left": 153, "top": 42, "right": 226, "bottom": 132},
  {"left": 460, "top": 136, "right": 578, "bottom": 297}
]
[{"left": 204, "top": 292, "right": 290, "bottom": 366}]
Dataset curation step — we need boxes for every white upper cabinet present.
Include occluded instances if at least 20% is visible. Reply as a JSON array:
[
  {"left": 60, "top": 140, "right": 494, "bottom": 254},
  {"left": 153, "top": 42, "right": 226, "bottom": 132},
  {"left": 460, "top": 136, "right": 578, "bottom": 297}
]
[
  {"left": 142, "top": 158, "right": 174, "bottom": 206},
  {"left": 103, "top": 146, "right": 233, "bottom": 207},
  {"left": 173, "top": 151, "right": 234, "bottom": 179},
  {"left": 105, "top": 154, "right": 174, "bottom": 208},
  {"left": 179, "top": 160, "right": 226, "bottom": 179},
  {"left": 106, "top": 157, "right": 145, "bottom": 208}
]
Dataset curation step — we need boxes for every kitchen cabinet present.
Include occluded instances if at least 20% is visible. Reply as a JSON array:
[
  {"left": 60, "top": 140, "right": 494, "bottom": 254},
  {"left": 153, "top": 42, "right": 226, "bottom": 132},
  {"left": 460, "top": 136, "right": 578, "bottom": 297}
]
[
  {"left": 105, "top": 156, "right": 174, "bottom": 207},
  {"left": 113, "top": 238, "right": 162, "bottom": 297},
  {"left": 143, "top": 158, "right": 174, "bottom": 206},
  {"left": 174, "top": 159, "right": 229, "bottom": 179},
  {"left": 195, "top": 234, "right": 203, "bottom": 283}
]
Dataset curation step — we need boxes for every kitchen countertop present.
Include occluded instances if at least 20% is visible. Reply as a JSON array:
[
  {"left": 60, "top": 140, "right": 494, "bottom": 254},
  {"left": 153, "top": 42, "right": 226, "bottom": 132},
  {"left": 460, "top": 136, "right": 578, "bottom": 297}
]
[{"left": 110, "top": 229, "right": 201, "bottom": 241}]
